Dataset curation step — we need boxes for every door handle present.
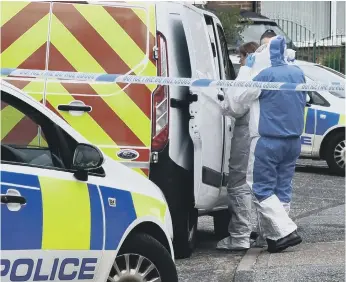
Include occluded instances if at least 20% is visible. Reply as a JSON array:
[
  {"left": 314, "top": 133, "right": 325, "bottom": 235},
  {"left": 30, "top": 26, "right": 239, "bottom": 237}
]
[
  {"left": 58, "top": 104, "right": 92, "bottom": 112},
  {"left": 1, "top": 195, "right": 26, "bottom": 205}
]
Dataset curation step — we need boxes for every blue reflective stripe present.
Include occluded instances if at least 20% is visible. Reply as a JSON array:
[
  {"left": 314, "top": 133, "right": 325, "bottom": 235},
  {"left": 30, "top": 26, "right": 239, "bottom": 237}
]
[
  {"left": 305, "top": 108, "right": 315, "bottom": 134},
  {"left": 1, "top": 171, "right": 40, "bottom": 187},
  {"left": 88, "top": 184, "right": 104, "bottom": 250},
  {"left": 99, "top": 186, "right": 137, "bottom": 250},
  {"left": 1, "top": 172, "right": 42, "bottom": 250},
  {"left": 316, "top": 110, "right": 339, "bottom": 136}
]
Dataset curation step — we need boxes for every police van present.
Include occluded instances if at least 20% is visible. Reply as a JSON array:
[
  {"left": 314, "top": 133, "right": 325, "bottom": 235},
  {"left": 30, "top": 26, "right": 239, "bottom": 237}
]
[
  {"left": 1, "top": 80, "right": 178, "bottom": 282},
  {"left": 2, "top": 1, "right": 239, "bottom": 258}
]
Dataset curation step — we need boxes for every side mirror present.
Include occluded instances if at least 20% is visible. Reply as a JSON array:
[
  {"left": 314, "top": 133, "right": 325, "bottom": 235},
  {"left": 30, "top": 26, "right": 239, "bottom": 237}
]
[
  {"left": 306, "top": 93, "right": 312, "bottom": 107},
  {"left": 72, "top": 143, "right": 104, "bottom": 181}
]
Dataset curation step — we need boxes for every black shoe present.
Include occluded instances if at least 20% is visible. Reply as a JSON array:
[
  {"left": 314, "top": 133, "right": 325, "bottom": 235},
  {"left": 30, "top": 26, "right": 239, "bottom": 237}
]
[
  {"left": 266, "top": 231, "right": 302, "bottom": 253},
  {"left": 250, "top": 231, "right": 259, "bottom": 240}
]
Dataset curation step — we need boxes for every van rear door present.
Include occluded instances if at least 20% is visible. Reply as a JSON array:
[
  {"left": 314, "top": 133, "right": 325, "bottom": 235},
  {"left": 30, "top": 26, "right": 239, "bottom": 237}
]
[
  {"left": 45, "top": 1, "right": 157, "bottom": 178},
  {"left": 181, "top": 6, "right": 224, "bottom": 209}
]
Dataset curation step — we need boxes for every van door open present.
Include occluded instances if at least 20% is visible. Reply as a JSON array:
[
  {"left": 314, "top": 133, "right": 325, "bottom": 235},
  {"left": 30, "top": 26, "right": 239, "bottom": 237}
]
[{"left": 182, "top": 6, "right": 225, "bottom": 209}]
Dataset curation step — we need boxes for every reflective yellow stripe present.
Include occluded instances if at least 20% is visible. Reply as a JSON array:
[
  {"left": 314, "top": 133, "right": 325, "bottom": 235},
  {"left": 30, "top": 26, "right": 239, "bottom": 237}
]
[
  {"left": 92, "top": 84, "right": 151, "bottom": 146},
  {"left": 28, "top": 133, "right": 48, "bottom": 147},
  {"left": 0, "top": 15, "right": 49, "bottom": 68},
  {"left": 132, "top": 168, "right": 147, "bottom": 177},
  {"left": 131, "top": 3, "right": 156, "bottom": 36},
  {"left": 132, "top": 192, "right": 166, "bottom": 222},
  {"left": 338, "top": 114, "right": 345, "bottom": 125},
  {"left": 75, "top": 5, "right": 156, "bottom": 76},
  {"left": 50, "top": 15, "right": 151, "bottom": 146},
  {"left": 22, "top": 81, "right": 45, "bottom": 101},
  {"left": 303, "top": 107, "right": 308, "bottom": 133},
  {"left": 1, "top": 81, "right": 43, "bottom": 141},
  {"left": 1, "top": 106, "right": 24, "bottom": 140},
  {"left": 40, "top": 176, "right": 91, "bottom": 249},
  {"left": 50, "top": 15, "right": 104, "bottom": 73},
  {"left": 46, "top": 83, "right": 117, "bottom": 145},
  {"left": 1, "top": 1, "right": 29, "bottom": 27},
  {"left": 100, "top": 147, "right": 121, "bottom": 161}
]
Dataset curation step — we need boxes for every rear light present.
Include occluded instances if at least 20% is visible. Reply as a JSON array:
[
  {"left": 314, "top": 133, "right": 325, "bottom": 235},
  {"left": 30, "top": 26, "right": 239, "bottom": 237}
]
[{"left": 151, "top": 32, "right": 169, "bottom": 152}]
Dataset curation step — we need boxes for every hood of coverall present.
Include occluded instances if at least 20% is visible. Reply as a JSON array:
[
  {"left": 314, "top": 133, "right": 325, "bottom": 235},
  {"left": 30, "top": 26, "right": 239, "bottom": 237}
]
[{"left": 250, "top": 35, "right": 288, "bottom": 75}]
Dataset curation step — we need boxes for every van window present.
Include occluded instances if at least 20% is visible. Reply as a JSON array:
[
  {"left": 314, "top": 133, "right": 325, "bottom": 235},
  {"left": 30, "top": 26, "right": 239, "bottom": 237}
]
[{"left": 217, "top": 25, "right": 236, "bottom": 80}]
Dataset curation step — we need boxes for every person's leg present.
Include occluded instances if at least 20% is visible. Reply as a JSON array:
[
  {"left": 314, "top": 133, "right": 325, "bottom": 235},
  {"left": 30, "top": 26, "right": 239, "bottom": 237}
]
[
  {"left": 276, "top": 138, "right": 302, "bottom": 214},
  {"left": 217, "top": 118, "right": 252, "bottom": 250},
  {"left": 248, "top": 137, "right": 297, "bottom": 242}
]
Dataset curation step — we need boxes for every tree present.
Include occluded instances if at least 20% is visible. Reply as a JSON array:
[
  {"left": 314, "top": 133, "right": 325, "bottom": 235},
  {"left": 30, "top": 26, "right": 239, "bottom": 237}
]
[{"left": 214, "top": 9, "right": 250, "bottom": 47}]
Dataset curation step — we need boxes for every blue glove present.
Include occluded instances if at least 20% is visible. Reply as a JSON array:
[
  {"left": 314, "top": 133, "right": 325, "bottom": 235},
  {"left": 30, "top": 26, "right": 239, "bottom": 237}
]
[{"left": 245, "top": 53, "right": 255, "bottom": 67}]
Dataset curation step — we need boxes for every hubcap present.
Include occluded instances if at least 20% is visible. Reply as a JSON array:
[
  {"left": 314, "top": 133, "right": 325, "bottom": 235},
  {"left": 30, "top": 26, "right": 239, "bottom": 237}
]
[
  {"left": 334, "top": 140, "right": 346, "bottom": 169},
  {"left": 108, "top": 254, "right": 161, "bottom": 282}
]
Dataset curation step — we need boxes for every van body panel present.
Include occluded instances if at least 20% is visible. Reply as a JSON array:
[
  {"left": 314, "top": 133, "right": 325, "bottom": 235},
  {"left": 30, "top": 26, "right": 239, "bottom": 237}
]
[{"left": 181, "top": 5, "right": 225, "bottom": 209}]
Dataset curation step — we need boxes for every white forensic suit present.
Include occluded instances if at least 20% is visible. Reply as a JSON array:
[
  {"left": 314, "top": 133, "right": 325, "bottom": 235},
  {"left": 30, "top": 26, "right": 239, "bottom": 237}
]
[
  {"left": 216, "top": 66, "right": 253, "bottom": 250},
  {"left": 226, "top": 36, "right": 306, "bottom": 252}
]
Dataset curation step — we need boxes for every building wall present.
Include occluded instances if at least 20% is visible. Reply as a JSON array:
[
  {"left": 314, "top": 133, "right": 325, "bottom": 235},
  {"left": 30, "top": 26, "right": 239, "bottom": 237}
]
[
  {"left": 261, "top": 1, "right": 345, "bottom": 41},
  {"left": 205, "top": 1, "right": 261, "bottom": 13}
]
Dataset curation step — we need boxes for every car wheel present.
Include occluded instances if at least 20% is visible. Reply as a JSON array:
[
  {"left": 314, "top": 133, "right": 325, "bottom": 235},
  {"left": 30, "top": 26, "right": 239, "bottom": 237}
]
[
  {"left": 109, "top": 233, "right": 178, "bottom": 282},
  {"left": 325, "top": 132, "right": 345, "bottom": 175},
  {"left": 213, "top": 209, "right": 231, "bottom": 239},
  {"left": 173, "top": 206, "right": 198, "bottom": 259}
]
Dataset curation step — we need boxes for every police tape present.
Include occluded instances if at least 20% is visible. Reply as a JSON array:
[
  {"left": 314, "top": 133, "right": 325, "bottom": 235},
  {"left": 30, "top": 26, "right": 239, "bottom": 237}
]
[{"left": 1, "top": 68, "right": 345, "bottom": 92}]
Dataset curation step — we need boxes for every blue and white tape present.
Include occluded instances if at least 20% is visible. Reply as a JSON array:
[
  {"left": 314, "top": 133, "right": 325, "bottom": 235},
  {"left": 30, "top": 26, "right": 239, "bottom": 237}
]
[{"left": 1, "top": 68, "right": 344, "bottom": 92}]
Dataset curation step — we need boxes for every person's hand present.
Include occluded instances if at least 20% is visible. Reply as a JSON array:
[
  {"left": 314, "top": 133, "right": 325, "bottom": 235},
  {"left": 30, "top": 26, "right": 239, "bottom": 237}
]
[{"left": 245, "top": 53, "right": 255, "bottom": 67}]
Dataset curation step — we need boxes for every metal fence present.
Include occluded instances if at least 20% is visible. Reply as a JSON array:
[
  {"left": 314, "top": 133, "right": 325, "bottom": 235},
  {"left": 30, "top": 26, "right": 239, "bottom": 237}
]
[{"left": 275, "top": 19, "right": 345, "bottom": 74}]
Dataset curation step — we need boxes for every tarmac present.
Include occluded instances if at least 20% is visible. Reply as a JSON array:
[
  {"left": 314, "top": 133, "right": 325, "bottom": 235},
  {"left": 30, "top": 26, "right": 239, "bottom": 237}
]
[{"left": 177, "top": 160, "right": 345, "bottom": 282}]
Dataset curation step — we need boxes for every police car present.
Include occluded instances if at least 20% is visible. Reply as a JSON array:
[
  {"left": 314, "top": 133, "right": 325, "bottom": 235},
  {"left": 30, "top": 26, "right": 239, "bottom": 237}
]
[
  {"left": 230, "top": 54, "right": 345, "bottom": 175},
  {"left": 0, "top": 80, "right": 178, "bottom": 282}
]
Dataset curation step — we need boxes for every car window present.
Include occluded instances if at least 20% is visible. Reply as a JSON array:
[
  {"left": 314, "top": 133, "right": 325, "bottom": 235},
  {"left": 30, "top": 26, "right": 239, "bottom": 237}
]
[
  {"left": 1, "top": 91, "right": 77, "bottom": 170},
  {"left": 217, "top": 25, "right": 236, "bottom": 80},
  {"left": 300, "top": 65, "right": 345, "bottom": 99},
  {"left": 308, "top": 91, "right": 330, "bottom": 107},
  {"left": 239, "top": 23, "right": 292, "bottom": 46}
]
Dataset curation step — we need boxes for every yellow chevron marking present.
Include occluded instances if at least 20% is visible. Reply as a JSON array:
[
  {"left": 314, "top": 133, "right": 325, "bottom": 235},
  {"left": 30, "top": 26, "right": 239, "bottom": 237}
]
[
  {"left": 100, "top": 147, "right": 121, "bottom": 161},
  {"left": 50, "top": 16, "right": 151, "bottom": 146},
  {"left": 1, "top": 81, "right": 43, "bottom": 140},
  {"left": 1, "top": 104, "right": 24, "bottom": 140},
  {"left": 132, "top": 168, "right": 147, "bottom": 178},
  {"left": 75, "top": 5, "right": 156, "bottom": 77},
  {"left": 50, "top": 15, "right": 104, "bottom": 73},
  {"left": 131, "top": 4, "right": 156, "bottom": 37},
  {"left": 29, "top": 133, "right": 48, "bottom": 147},
  {"left": 45, "top": 83, "right": 118, "bottom": 146},
  {"left": 92, "top": 84, "right": 151, "bottom": 146},
  {"left": 1, "top": 1, "right": 29, "bottom": 27},
  {"left": 0, "top": 15, "right": 49, "bottom": 68}
]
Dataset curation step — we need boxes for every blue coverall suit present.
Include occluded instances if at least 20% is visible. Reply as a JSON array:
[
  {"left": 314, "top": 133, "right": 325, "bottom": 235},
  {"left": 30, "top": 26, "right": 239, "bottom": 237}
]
[{"left": 230, "top": 36, "right": 306, "bottom": 241}]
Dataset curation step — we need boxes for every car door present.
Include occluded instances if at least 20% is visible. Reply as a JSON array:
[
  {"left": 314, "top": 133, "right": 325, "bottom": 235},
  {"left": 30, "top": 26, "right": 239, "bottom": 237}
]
[
  {"left": 181, "top": 7, "right": 224, "bottom": 209},
  {"left": 1, "top": 92, "right": 104, "bottom": 281}
]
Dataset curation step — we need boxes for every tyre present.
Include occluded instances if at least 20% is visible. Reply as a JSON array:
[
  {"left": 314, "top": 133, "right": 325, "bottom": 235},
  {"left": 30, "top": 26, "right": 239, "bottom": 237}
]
[
  {"left": 213, "top": 209, "right": 231, "bottom": 239},
  {"left": 108, "top": 233, "right": 178, "bottom": 282},
  {"left": 149, "top": 143, "right": 196, "bottom": 259},
  {"left": 173, "top": 206, "right": 198, "bottom": 258},
  {"left": 325, "top": 132, "right": 345, "bottom": 176}
]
